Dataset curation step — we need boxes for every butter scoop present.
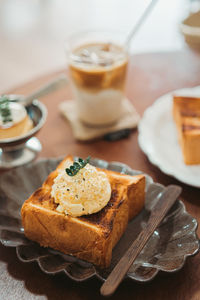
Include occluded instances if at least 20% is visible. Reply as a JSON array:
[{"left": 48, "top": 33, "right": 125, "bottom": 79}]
[{"left": 51, "top": 163, "right": 111, "bottom": 217}]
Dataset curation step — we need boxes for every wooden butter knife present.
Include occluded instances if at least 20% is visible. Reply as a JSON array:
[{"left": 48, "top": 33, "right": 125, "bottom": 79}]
[{"left": 100, "top": 184, "right": 182, "bottom": 296}]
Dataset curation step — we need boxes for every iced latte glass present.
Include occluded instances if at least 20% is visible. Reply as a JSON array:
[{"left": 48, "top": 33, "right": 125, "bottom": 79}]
[{"left": 65, "top": 31, "right": 128, "bottom": 126}]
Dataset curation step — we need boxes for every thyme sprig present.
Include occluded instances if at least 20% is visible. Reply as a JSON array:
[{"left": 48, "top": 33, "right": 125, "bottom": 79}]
[
  {"left": 0, "top": 95, "right": 12, "bottom": 124},
  {"left": 65, "top": 156, "right": 91, "bottom": 176}
]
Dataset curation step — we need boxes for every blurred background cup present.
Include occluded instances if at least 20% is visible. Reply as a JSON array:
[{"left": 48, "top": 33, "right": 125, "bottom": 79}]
[{"left": 65, "top": 31, "right": 129, "bottom": 126}]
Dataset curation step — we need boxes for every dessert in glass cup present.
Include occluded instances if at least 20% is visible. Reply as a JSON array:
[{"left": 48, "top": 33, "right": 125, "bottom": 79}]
[{"left": 65, "top": 32, "right": 128, "bottom": 126}]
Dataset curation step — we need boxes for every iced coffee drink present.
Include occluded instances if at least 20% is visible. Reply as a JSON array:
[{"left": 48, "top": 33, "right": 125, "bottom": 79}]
[{"left": 68, "top": 42, "right": 128, "bottom": 126}]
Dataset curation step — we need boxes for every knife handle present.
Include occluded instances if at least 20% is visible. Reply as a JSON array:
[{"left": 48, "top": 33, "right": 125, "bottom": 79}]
[{"left": 100, "top": 185, "right": 182, "bottom": 297}]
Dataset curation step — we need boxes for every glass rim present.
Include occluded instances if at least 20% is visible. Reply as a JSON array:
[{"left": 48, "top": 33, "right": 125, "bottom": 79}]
[{"left": 64, "top": 29, "right": 128, "bottom": 53}]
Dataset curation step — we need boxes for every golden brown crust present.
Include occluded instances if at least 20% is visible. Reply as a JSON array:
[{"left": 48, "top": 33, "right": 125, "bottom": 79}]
[
  {"left": 173, "top": 96, "right": 200, "bottom": 164},
  {"left": 21, "top": 155, "right": 145, "bottom": 268}
]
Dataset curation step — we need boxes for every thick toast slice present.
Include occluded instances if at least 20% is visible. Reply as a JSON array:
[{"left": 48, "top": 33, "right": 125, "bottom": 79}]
[
  {"left": 173, "top": 96, "right": 200, "bottom": 164},
  {"left": 21, "top": 155, "right": 145, "bottom": 268}
]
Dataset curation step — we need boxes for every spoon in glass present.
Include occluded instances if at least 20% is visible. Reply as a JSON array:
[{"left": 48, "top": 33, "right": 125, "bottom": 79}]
[{"left": 8, "top": 74, "right": 68, "bottom": 107}]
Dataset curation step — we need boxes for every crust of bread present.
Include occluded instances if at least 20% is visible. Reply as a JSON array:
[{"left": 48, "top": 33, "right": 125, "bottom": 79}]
[
  {"left": 173, "top": 96, "right": 200, "bottom": 165},
  {"left": 21, "top": 155, "right": 145, "bottom": 268}
]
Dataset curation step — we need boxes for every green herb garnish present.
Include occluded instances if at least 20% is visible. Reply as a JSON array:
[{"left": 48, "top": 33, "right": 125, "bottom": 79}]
[
  {"left": 65, "top": 156, "right": 91, "bottom": 176},
  {"left": 0, "top": 95, "right": 12, "bottom": 124}
]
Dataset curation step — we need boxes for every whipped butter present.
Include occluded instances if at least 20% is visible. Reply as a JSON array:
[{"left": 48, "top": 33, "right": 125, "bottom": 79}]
[{"left": 51, "top": 162, "right": 111, "bottom": 217}]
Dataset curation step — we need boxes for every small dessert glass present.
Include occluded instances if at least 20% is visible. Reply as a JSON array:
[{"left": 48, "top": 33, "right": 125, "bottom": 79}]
[
  {"left": 0, "top": 95, "right": 47, "bottom": 169},
  {"left": 65, "top": 31, "right": 129, "bottom": 126}
]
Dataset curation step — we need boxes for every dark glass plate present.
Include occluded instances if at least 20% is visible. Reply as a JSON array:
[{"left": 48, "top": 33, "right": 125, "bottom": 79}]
[{"left": 0, "top": 158, "right": 199, "bottom": 282}]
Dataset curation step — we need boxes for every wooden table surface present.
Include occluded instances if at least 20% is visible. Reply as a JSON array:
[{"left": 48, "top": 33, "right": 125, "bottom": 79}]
[{"left": 1, "top": 49, "right": 200, "bottom": 300}]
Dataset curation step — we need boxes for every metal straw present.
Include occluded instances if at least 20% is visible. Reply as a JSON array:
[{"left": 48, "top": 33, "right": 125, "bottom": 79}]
[{"left": 125, "top": 0, "right": 159, "bottom": 49}]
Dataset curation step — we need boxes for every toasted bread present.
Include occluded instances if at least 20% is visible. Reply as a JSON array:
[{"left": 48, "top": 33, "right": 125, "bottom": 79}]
[
  {"left": 21, "top": 155, "right": 145, "bottom": 268},
  {"left": 173, "top": 96, "right": 200, "bottom": 164}
]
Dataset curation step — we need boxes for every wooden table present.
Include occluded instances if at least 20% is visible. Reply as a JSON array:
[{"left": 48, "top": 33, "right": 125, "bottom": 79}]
[{"left": 1, "top": 49, "right": 200, "bottom": 300}]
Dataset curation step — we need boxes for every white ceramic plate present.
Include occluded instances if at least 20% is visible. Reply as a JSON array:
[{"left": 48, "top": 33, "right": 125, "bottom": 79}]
[{"left": 138, "top": 86, "right": 200, "bottom": 188}]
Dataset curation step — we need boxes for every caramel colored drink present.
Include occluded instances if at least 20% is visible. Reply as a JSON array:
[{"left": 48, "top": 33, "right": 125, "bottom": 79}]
[{"left": 68, "top": 42, "right": 128, "bottom": 126}]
